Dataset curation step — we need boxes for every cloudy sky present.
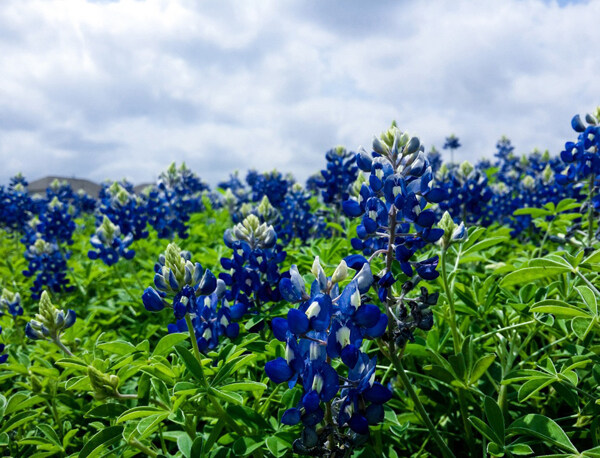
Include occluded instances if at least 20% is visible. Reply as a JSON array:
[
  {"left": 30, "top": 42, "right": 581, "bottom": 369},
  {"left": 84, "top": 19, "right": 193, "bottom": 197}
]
[{"left": 1, "top": 0, "right": 599, "bottom": 186}]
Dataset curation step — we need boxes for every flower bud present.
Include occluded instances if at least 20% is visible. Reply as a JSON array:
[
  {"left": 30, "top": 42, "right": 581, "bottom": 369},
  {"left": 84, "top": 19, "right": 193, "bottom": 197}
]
[
  {"left": 88, "top": 366, "right": 120, "bottom": 400},
  {"left": 331, "top": 260, "right": 348, "bottom": 284}
]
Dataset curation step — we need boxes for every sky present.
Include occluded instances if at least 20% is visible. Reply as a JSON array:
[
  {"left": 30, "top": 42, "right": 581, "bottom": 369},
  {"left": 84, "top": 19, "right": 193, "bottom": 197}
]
[{"left": 0, "top": 0, "right": 599, "bottom": 187}]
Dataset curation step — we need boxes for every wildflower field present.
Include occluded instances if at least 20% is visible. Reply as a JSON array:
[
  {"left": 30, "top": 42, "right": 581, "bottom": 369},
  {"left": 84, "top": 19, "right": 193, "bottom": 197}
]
[{"left": 1, "top": 112, "right": 600, "bottom": 458}]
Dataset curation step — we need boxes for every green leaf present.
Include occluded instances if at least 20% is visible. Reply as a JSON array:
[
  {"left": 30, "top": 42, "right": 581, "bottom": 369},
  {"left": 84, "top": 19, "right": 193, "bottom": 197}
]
[
  {"left": 0, "top": 394, "right": 6, "bottom": 420},
  {"left": 583, "top": 250, "right": 600, "bottom": 265},
  {"left": 507, "top": 443, "right": 534, "bottom": 455},
  {"left": 555, "top": 198, "right": 580, "bottom": 213},
  {"left": 507, "top": 414, "right": 578, "bottom": 454},
  {"left": 518, "top": 378, "right": 554, "bottom": 402},
  {"left": 572, "top": 316, "right": 595, "bottom": 341},
  {"left": 469, "top": 416, "right": 501, "bottom": 444},
  {"left": 117, "top": 406, "right": 166, "bottom": 424},
  {"left": 513, "top": 207, "right": 552, "bottom": 217},
  {"left": 220, "top": 381, "right": 267, "bottom": 392},
  {"left": 226, "top": 405, "right": 272, "bottom": 432},
  {"left": 576, "top": 286, "right": 598, "bottom": 315},
  {"left": 174, "top": 345, "right": 206, "bottom": 382},
  {"left": 460, "top": 237, "right": 509, "bottom": 259},
  {"left": 151, "top": 378, "right": 172, "bottom": 409},
  {"left": 37, "top": 424, "right": 62, "bottom": 449},
  {"left": 470, "top": 354, "right": 496, "bottom": 384},
  {"left": 137, "top": 413, "right": 169, "bottom": 440},
  {"left": 97, "top": 340, "right": 137, "bottom": 356},
  {"left": 79, "top": 425, "right": 124, "bottom": 458},
  {"left": 85, "top": 403, "right": 128, "bottom": 419},
  {"left": 209, "top": 388, "right": 243, "bottom": 406},
  {"left": 265, "top": 436, "right": 291, "bottom": 457},
  {"left": 530, "top": 299, "right": 590, "bottom": 318},
  {"left": 484, "top": 396, "right": 504, "bottom": 442},
  {"left": 0, "top": 410, "right": 38, "bottom": 433},
  {"left": 500, "top": 266, "right": 571, "bottom": 287},
  {"left": 487, "top": 441, "right": 505, "bottom": 457},
  {"left": 178, "top": 434, "right": 192, "bottom": 458},
  {"left": 232, "top": 436, "right": 263, "bottom": 456},
  {"left": 152, "top": 333, "right": 189, "bottom": 357}
]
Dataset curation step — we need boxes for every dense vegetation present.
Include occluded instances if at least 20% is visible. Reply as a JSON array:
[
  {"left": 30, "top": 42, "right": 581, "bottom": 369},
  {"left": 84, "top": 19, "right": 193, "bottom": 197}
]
[{"left": 0, "top": 110, "right": 599, "bottom": 457}]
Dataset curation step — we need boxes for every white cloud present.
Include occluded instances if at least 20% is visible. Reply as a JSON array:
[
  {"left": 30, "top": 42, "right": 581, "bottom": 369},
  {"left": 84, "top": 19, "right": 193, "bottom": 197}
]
[{"left": 0, "top": 0, "right": 599, "bottom": 186}]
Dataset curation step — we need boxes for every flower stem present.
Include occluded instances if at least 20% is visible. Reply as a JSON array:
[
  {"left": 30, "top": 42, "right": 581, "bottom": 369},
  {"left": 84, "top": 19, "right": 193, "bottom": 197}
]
[
  {"left": 440, "top": 248, "right": 461, "bottom": 354},
  {"left": 441, "top": 247, "right": 476, "bottom": 455},
  {"left": 184, "top": 314, "right": 207, "bottom": 386},
  {"left": 129, "top": 438, "right": 158, "bottom": 458},
  {"left": 386, "top": 344, "right": 455, "bottom": 458},
  {"left": 52, "top": 337, "right": 74, "bottom": 357},
  {"left": 183, "top": 314, "right": 244, "bottom": 437},
  {"left": 587, "top": 174, "right": 596, "bottom": 248}
]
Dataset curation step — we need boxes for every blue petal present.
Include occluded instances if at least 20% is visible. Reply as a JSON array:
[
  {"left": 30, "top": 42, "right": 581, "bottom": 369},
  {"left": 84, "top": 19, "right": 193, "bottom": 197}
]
[
  {"left": 364, "top": 382, "right": 393, "bottom": 404},
  {"left": 282, "top": 408, "right": 301, "bottom": 425},
  {"left": 271, "top": 317, "right": 289, "bottom": 341},
  {"left": 142, "top": 287, "right": 165, "bottom": 312},
  {"left": 288, "top": 308, "right": 309, "bottom": 335},
  {"left": 265, "top": 357, "right": 293, "bottom": 384},
  {"left": 355, "top": 304, "right": 381, "bottom": 328}
]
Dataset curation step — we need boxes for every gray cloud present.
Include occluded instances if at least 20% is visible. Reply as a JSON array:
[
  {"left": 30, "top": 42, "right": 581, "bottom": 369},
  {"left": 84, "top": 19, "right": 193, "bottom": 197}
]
[{"left": 0, "top": 0, "right": 599, "bottom": 187}]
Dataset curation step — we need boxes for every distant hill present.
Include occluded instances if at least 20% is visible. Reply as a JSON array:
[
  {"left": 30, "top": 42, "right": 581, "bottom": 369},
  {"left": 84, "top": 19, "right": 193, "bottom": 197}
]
[{"left": 28, "top": 176, "right": 102, "bottom": 197}]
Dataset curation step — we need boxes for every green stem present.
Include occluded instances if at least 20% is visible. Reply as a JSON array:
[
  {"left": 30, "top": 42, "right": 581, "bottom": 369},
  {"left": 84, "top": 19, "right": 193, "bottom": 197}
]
[
  {"left": 114, "top": 263, "right": 138, "bottom": 304},
  {"left": 473, "top": 320, "right": 537, "bottom": 343},
  {"left": 52, "top": 337, "right": 74, "bottom": 357},
  {"left": 184, "top": 315, "right": 244, "bottom": 437},
  {"left": 440, "top": 248, "right": 461, "bottom": 354},
  {"left": 587, "top": 174, "right": 596, "bottom": 248},
  {"left": 387, "top": 346, "right": 455, "bottom": 458},
  {"left": 129, "top": 438, "right": 158, "bottom": 458},
  {"left": 184, "top": 314, "right": 207, "bottom": 386},
  {"left": 441, "top": 248, "right": 475, "bottom": 455},
  {"left": 575, "top": 270, "right": 600, "bottom": 297},
  {"left": 536, "top": 220, "right": 553, "bottom": 258}
]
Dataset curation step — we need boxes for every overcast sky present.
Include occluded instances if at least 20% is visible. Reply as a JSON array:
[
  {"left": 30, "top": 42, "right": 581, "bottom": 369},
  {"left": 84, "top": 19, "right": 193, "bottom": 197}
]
[{"left": 1, "top": 0, "right": 599, "bottom": 186}]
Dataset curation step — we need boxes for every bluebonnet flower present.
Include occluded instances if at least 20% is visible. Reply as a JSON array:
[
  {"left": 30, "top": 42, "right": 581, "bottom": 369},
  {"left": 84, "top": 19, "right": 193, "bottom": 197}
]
[
  {"left": 25, "top": 291, "right": 76, "bottom": 341},
  {"left": 219, "top": 212, "right": 285, "bottom": 327},
  {"left": 343, "top": 125, "right": 445, "bottom": 282},
  {"left": 443, "top": 134, "right": 461, "bottom": 163},
  {"left": 316, "top": 147, "right": 358, "bottom": 210},
  {"left": 142, "top": 243, "right": 216, "bottom": 315},
  {"left": 23, "top": 238, "right": 73, "bottom": 300},
  {"left": 305, "top": 173, "right": 322, "bottom": 194},
  {"left": 279, "top": 184, "right": 328, "bottom": 244},
  {"left": 246, "top": 169, "right": 293, "bottom": 208},
  {"left": 180, "top": 288, "right": 240, "bottom": 353},
  {"left": 72, "top": 190, "right": 97, "bottom": 215},
  {"left": 30, "top": 197, "right": 77, "bottom": 246},
  {"left": 437, "top": 161, "right": 493, "bottom": 225},
  {"left": 427, "top": 146, "right": 443, "bottom": 175},
  {"left": 145, "top": 162, "right": 208, "bottom": 239},
  {"left": 0, "top": 288, "right": 23, "bottom": 317},
  {"left": 0, "top": 179, "right": 34, "bottom": 233},
  {"left": 88, "top": 216, "right": 135, "bottom": 266},
  {"left": 98, "top": 181, "right": 148, "bottom": 241},
  {"left": 266, "top": 259, "right": 391, "bottom": 451},
  {"left": 218, "top": 171, "right": 249, "bottom": 202},
  {"left": 142, "top": 243, "right": 240, "bottom": 352},
  {"left": 555, "top": 111, "right": 600, "bottom": 243},
  {"left": 0, "top": 326, "right": 8, "bottom": 364}
]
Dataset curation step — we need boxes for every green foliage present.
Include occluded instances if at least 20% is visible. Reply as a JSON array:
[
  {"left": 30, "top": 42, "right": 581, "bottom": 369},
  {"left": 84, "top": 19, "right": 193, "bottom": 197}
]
[{"left": 0, "top": 200, "right": 600, "bottom": 457}]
